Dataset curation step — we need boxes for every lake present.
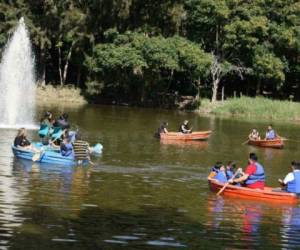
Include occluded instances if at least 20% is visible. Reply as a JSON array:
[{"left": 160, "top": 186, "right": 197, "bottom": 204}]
[{"left": 1, "top": 105, "right": 300, "bottom": 249}]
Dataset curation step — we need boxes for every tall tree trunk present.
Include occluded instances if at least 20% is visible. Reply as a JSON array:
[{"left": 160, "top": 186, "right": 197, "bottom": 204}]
[
  {"left": 58, "top": 46, "right": 63, "bottom": 86},
  {"left": 62, "top": 42, "right": 75, "bottom": 84},
  {"left": 211, "top": 78, "right": 220, "bottom": 103},
  {"left": 195, "top": 78, "right": 201, "bottom": 102},
  {"left": 256, "top": 80, "right": 261, "bottom": 96}
]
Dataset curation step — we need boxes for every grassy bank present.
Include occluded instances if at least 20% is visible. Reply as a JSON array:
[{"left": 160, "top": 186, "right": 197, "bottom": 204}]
[
  {"left": 198, "top": 97, "right": 300, "bottom": 121},
  {"left": 36, "top": 85, "right": 87, "bottom": 106}
]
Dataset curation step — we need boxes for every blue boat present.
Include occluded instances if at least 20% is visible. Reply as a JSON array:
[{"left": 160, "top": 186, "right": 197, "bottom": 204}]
[
  {"left": 31, "top": 142, "right": 103, "bottom": 155},
  {"left": 12, "top": 145, "right": 86, "bottom": 166}
]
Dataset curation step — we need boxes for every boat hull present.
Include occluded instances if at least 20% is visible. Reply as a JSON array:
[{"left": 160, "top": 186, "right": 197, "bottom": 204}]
[
  {"left": 12, "top": 146, "right": 83, "bottom": 166},
  {"left": 208, "top": 179, "right": 298, "bottom": 204},
  {"left": 160, "top": 131, "right": 212, "bottom": 141},
  {"left": 248, "top": 138, "right": 284, "bottom": 149}
]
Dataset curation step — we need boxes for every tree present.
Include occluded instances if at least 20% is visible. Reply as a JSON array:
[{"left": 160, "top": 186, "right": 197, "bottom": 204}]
[{"left": 252, "top": 46, "right": 285, "bottom": 94}]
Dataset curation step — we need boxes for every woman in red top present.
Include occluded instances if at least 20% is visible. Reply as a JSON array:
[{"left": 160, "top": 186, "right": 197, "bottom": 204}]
[{"left": 230, "top": 153, "right": 265, "bottom": 189}]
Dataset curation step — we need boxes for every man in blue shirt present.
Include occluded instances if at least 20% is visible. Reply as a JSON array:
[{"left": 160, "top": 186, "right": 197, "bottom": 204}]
[{"left": 265, "top": 125, "right": 276, "bottom": 140}]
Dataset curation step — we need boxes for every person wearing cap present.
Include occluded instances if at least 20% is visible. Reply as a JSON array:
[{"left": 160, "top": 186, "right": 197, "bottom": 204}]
[
  {"left": 230, "top": 153, "right": 265, "bottom": 189},
  {"left": 278, "top": 161, "right": 300, "bottom": 195},
  {"left": 265, "top": 125, "right": 276, "bottom": 140},
  {"left": 208, "top": 161, "right": 223, "bottom": 180},
  {"left": 213, "top": 163, "right": 228, "bottom": 183},
  {"left": 248, "top": 128, "right": 260, "bottom": 140},
  {"left": 179, "top": 120, "right": 192, "bottom": 134}
]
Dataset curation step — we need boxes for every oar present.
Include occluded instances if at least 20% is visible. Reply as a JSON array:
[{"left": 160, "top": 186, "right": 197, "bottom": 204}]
[
  {"left": 32, "top": 136, "right": 60, "bottom": 162},
  {"left": 241, "top": 139, "right": 249, "bottom": 145},
  {"left": 216, "top": 170, "right": 241, "bottom": 196},
  {"left": 32, "top": 148, "right": 45, "bottom": 162}
]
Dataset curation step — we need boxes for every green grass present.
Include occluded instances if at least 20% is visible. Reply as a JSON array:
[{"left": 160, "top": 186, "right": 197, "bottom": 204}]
[{"left": 199, "top": 96, "right": 300, "bottom": 121}]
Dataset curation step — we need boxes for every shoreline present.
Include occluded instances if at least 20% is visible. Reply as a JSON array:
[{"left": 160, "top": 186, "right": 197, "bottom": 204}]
[
  {"left": 36, "top": 85, "right": 87, "bottom": 106},
  {"left": 197, "top": 97, "right": 300, "bottom": 123}
]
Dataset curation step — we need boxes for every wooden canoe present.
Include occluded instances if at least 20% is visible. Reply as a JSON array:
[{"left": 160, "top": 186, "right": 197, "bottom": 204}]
[
  {"left": 208, "top": 178, "right": 298, "bottom": 204},
  {"left": 160, "top": 131, "right": 212, "bottom": 141},
  {"left": 248, "top": 138, "right": 284, "bottom": 149}
]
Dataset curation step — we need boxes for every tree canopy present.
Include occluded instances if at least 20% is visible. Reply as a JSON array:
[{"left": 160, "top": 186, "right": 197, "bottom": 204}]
[{"left": 0, "top": 0, "right": 299, "bottom": 106}]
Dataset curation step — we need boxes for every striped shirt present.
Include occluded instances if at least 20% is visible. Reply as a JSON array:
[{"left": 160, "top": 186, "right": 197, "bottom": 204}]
[{"left": 72, "top": 140, "right": 89, "bottom": 160}]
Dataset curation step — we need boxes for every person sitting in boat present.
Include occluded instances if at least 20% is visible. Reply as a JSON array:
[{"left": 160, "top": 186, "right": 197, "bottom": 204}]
[
  {"left": 230, "top": 153, "right": 265, "bottom": 190},
  {"left": 159, "top": 121, "right": 169, "bottom": 134},
  {"left": 60, "top": 133, "right": 74, "bottom": 157},
  {"left": 14, "top": 128, "right": 39, "bottom": 152},
  {"left": 278, "top": 161, "right": 300, "bottom": 195},
  {"left": 226, "top": 161, "right": 236, "bottom": 179},
  {"left": 72, "top": 133, "right": 91, "bottom": 163},
  {"left": 248, "top": 128, "right": 260, "bottom": 140},
  {"left": 265, "top": 125, "right": 276, "bottom": 140},
  {"left": 39, "top": 111, "right": 52, "bottom": 135},
  {"left": 154, "top": 121, "right": 169, "bottom": 138},
  {"left": 226, "top": 161, "right": 242, "bottom": 186},
  {"left": 53, "top": 113, "right": 70, "bottom": 130},
  {"left": 179, "top": 120, "right": 192, "bottom": 134},
  {"left": 208, "top": 161, "right": 223, "bottom": 180},
  {"left": 213, "top": 164, "right": 228, "bottom": 183},
  {"left": 38, "top": 111, "right": 54, "bottom": 145}
]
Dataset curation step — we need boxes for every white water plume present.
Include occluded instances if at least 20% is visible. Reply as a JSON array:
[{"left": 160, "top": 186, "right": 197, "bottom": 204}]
[{"left": 0, "top": 17, "right": 37, "bottom": 129}]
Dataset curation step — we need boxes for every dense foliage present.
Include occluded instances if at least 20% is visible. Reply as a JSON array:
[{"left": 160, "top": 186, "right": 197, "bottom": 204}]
[{"left": 0, "top": 0, "right": 299, "bottom": 106}]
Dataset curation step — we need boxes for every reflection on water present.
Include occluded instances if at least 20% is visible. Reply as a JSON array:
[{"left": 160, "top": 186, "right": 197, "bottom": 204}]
[
  {"left": 281, "top": 206, "right": 300, "bottom": 248},
  {"left": 160, "top": 140, "right": 208, "bottom": 150},
  {"left": 0, "top": 105, "right": 299, "bottom": 248},
  {"left": 206, "top": 195, "right": 300, "bottom": 249}
]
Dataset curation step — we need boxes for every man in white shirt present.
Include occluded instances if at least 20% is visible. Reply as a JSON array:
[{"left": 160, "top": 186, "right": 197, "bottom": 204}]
[{"left": 278, "top": 161, "right": 300, "bottom": 194}]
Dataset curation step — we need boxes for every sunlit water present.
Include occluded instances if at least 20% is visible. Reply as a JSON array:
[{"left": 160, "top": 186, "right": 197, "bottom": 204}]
[
  {"left": 0, "top": 105, "right": 300, "bottom": 249},
  {"left": 0, "top": 17, "right": 36, "bottom": 128}
]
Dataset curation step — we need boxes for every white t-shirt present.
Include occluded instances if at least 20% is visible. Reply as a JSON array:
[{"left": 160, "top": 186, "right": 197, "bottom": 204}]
[{"left": 283, "top": 170, "right": 300, "bottom": 184}]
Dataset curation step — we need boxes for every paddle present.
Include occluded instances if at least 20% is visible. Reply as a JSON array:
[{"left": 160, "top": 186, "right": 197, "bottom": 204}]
[
  {"left": 279, "top": 137, "right": 298, "bottom": 142},
  {"left": 216, "top": 169, "right": 241, "bottom": 196},
  {"left": 32, "top": 135, "right": 61, "bottom": 162},
  {"left": 32, "top": 148, "right": 45, "bottom": 162},
  {"left": 241, "top": 139, "right": 249, "bottom": 145}
]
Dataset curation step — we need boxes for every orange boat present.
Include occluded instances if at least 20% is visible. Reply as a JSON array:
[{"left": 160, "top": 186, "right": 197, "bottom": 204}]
[
  {"left": 248, "top": 138, "right": 284, "bottom": 149},
  {"left": 160, "top": 131, "right": 212, "bottom": 141},
  {"left": 208, "top": 178, "right": 298, "bottom": 204}
]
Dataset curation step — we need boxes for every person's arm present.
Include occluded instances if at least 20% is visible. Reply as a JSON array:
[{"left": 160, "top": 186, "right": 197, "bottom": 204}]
[
  {"left": 163, "top": 128, "right": 168, "bottom": 133},
  {"left": 180, "top": 125, "right": 186, "bottom": 133},
  {"left": 230, "top": 165, "right": 253, "bottom": 184},
  {"left": 232, "top": 173, "right": 249, "bottom": 183},
  {"left": 281, "top": 172, "right": 294, "bottom": 185}
]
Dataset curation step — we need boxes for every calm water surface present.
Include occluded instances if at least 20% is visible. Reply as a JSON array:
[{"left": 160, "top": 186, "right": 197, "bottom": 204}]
[{"left": 1, "top": 105, "right": 300, "bottom": 249}]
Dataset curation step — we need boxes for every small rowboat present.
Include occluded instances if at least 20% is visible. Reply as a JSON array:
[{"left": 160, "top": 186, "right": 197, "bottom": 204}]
[
  {"left": 248, "top": 138, "right": 284, "bottom": 149},
  {"left": 12, "top": 145, "right": 88, "bottom": 166},
  {"left": 160, "top": 131, "right": 212, "bottom": 141},
  {"left": 208, "top": 178, "right": 298, "bottom": 204}
]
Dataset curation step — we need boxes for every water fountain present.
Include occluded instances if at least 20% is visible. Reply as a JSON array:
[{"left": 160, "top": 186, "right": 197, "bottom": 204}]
[{"left": 0, "top": 17, "right": 36, "bottom": 129}]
